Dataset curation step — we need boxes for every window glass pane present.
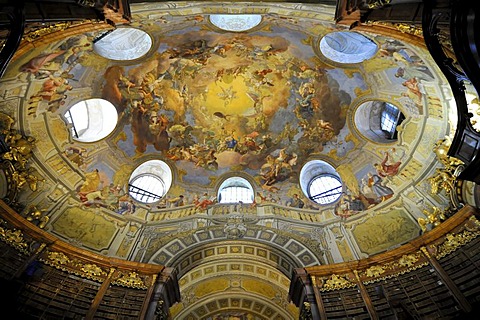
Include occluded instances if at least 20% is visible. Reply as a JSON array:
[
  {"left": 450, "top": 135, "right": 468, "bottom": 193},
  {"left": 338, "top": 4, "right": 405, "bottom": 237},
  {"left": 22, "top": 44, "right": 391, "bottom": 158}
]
[
  {"left": 309, "top": 175, "right": 342, "bottom": 205},
  {"left": 219, "top": 186, "right": 253, "bottom": 203},
  {"left": 381, "top": 103, "right": 400, "bottom": 138},
  {"left": 129, "top": 174, "right": 165, "bottom": 204},
  {"left": 63, "top": 98, "right": 118, "bottom": 142}
]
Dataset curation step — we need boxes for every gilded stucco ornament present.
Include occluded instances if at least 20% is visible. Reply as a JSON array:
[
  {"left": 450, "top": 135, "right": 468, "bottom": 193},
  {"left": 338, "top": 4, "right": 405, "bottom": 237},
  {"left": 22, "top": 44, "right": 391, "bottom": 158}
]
[
  {"left": 114, "top": 271, "right": 147, "bottom": 289},
  {"left": 45, "top": 251, "right": 70, "bottom": 265},
  {"left": 25, "top": 205, "right": 49, "bottom": 229},
  {"left": 319, "top": 274, "right": 356, "bottom": 291},
  {"left": 365, "top": 21, "right": 423, "bottom": 37},
  {"left": 0, "top": 114, "right": 44, "bottom": 203},
  {"left": 427, "top": 139, "right": 464, "bottom": 209},
  {"left": 0, "top": 226, "right": 29, "bottom": 254},
  {"left": 365, "top": 265, "right": 385, "bottom": 278},
  {"left": 437, "top": 228, "right": 480, "bottom": 258},
  {"left": 367, "top": 0, "right": 392, "bottom": 9},
  {"left": 81, "top": 263, "right": 108, "bottom": 278},
  {"left": 418, "top": 206, "right": 447, "bottom": 233},
  {"left": 398, "top": 254, "right": 418, "bottom": 268}
]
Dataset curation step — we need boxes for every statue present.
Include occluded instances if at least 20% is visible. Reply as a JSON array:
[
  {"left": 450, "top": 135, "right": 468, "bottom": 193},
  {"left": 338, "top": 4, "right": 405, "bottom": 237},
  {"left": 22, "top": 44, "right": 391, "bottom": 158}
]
[
  {"left": 418, "top": 206, "right": 445, "bottom": 233},
  {"left": 25, "top": 205, "right": 49, "bottom": 229}
]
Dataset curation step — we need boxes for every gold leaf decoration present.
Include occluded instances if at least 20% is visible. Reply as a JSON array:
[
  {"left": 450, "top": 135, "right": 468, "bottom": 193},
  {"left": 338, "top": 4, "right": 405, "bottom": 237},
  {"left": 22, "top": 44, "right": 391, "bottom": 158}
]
[
  {"left": 81, "top": 263, "right": 107, "bottom": 278},
  {"left": 114, "top": 271, "right": 147, "bottom": 289},
  {"left": 0, "top": 227, "right": 29, "bottom": 254},
  {"left": 397, "top": 254, "right": 418, "bottom": 268},
  {"left": 47, "top": 251, "right": 70, "bottom": 265},
  {"left": 320, "top": 274, "right": 355, "bottom": 291},
  {"left": 437, "top": 229, "right": 480, "bottom": 258},
  {"left": 365, "top": 265, "right": 385, "bottom": 278}
]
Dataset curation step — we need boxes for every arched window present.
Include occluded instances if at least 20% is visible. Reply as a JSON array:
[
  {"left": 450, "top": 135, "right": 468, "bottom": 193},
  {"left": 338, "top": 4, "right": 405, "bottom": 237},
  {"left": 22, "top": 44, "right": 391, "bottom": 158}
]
[
  {"left": 93, "top": 27, "right": 152, "bottom": 61},
  {"left": 300, "top": 160, "right": 343, "bottom": 205},
  {"left": 209, "top": 14, "right": 262, "bottom": 32},
  {"left": 218, "top": 177, "right": 254, "bottom": 204},
  {"left": 319, "top": 31, "right": 377, "bottom": 64},
  {"left": 128, "top": 160, "right": 172, "bottom": 204},
  {"left": 63, "top": 98, "right": 118, "bottom": 143}
]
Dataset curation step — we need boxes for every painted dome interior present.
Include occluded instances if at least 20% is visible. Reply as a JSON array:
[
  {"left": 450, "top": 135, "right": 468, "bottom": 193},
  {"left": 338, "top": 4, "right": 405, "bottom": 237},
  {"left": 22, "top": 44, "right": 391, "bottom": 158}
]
[{"left": 0, "top": 2, "right": 464, "bottom": 319}]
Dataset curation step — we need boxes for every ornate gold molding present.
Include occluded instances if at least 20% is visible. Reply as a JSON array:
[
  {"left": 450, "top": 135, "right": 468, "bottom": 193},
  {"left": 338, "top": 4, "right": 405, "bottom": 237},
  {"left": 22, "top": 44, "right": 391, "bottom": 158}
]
[
  {"left": 0, "top": 224, "right": 30, "bottom": 254},
  {"left": 316, "top": 274, "right": 356, "bottom": 292},
  {"left": 113, "top": 271, "right": 148, "bottom": 289},
  {"left": 367, "top": 0, "right": 392, "bottom": 10},
  {"left": 435, "top": 219, "right": 480, "bottom": 258},
  {"left": 365, "top": 20, "right": 422, "bottom": 37}
]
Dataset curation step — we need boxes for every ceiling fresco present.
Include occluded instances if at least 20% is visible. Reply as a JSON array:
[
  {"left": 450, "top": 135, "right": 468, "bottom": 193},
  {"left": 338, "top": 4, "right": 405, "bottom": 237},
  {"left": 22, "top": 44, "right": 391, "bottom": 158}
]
[
  {"left": 5, "top": 9, "right": 449, "bottom": 213},
  {"left": 0, "top": 0, "right": 457, "bottom": 262},
  {"left": 0, "top": 2, "right": 460, "bottom": 319}
]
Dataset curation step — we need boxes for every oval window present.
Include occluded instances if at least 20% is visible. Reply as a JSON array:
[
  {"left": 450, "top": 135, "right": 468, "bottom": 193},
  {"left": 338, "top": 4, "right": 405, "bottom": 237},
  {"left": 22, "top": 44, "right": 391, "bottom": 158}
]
[
  {"left": 128, "top": 160, "right": 172, "bottom": 204},
  {"left": 63, "top": 98, "right": 118, "bottom": 143},
  {"left": 319, "top": 31, "right": 377, "bottom": 64},
  {"left": 300, "top": 160, "right": 343, "bottom": 205},
  {"left": 354, "top": 101, "right": 405, "bottom": 143},
  {"left": 209, "top": 14, "right": 262, "bottom": 32},
  {"left": 93, "top": 27, "right": 152, "bottom": 61}
]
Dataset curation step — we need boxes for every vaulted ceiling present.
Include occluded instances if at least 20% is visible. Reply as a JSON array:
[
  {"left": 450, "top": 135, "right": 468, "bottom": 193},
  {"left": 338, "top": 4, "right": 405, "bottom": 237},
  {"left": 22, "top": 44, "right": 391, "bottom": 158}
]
[{"left": 0, "top": 1, "right": 463, "bottom": 319}]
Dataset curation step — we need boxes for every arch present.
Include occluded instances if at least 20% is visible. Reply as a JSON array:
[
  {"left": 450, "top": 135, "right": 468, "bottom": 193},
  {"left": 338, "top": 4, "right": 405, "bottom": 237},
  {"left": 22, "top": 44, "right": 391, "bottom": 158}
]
[
  {"left": 147, "top": 231, "right": 323, "bottom": 278},
  {"left": 217, "top": 176, "right": 255, "bottom": 204},
  {"left": 174, "top": 285, "right": 295, "bottom": 319}
]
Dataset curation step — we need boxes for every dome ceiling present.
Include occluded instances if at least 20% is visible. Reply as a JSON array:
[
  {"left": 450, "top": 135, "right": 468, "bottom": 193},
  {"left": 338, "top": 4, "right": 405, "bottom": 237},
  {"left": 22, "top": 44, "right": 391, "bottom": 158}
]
[{"left": 0, "top": 2, "right": 458, "bottom": 319}]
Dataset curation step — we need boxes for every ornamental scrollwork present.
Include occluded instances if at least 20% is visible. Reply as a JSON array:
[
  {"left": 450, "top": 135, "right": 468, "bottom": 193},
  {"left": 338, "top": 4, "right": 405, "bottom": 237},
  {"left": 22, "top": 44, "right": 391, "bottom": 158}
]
[
  {"left": 361, "top": 251, "right": 427, "bottom": 283},
  {"left": 427, "top": 139, "right": 464, "bottom": 209},
  {"left": 0, "top": 226, "right": 29, "bottom": 254},
  {"left": 318, "top": 274, "right": 356, "bottom": 292},
  {"left": 45, "top": 251, "right": 70, "bottom": 265},
  {"left": 81, "top": 263, "right": 108, "bottom": 279},
  {"left": 365, "top": 265, "right": 385, "bottom": 278},
  {"left": 418, "top": 206, "right": 447, "bottom": 233},
  {"left": 300, "top": 302, "right": 313, "bottom": 320},
  {"left": 113, "top": 271, "right": 147, "bottom": 289},
  {"left": 0, "top": 113, "right": 44, "bottom": 203},
  {"left": 397, "top": 254, "right": 418, "bottom": 268},
  {"left": 437, "top": 229, "right": 480, "bottom": 258},
  {"left": 367, "top": 0, "right": 391, "bottom": 10}
]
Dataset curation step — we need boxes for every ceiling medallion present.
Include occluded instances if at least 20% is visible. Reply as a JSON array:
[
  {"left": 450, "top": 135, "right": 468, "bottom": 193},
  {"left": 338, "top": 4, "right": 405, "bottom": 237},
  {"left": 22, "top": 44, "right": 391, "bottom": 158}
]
[{"left": 209, "top": 14, "right": 262, "bottom": 32}]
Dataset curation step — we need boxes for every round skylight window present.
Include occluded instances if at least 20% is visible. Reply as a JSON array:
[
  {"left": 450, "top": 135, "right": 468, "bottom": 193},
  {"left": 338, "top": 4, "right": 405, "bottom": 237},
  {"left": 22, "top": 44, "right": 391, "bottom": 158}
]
[
  {"left": 93, "top": 27, "right": 152, "bottom": 61},
  {"left": 319, "top": 31, "right": 377, "bottom": 64},
  {"left": 128, "top": 160, "right": 172, "bottom": 204},
  {"left": 354, "top": 101, "right": 405, "bottom": 143},
  {"left": 217, "top": 176, "right": 254, "bottom": 204},
  {"left": 300, "top": 160, "right": 343, "bottom": 205},
  {"left": 308, "top": 174, "right": 343, "bottom": 205},
  {"left": 209, "top": 14, "right": 262, "bottom": 32},
  {"left": 63, "top": 98, "right": 118, "bottom": 143}
]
